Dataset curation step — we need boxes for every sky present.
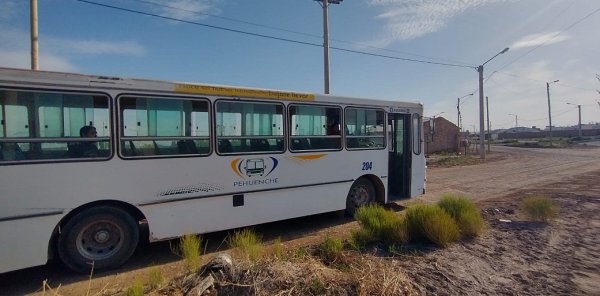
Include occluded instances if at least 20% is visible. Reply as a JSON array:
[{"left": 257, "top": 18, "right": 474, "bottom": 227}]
[{"left": 1, "top": 0, "right": 599, "bottom": 131}]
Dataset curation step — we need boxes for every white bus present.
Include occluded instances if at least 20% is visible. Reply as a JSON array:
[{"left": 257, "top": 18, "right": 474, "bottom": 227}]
[{"left": 0, "top": 67, "right": 425, "bottom": 273}]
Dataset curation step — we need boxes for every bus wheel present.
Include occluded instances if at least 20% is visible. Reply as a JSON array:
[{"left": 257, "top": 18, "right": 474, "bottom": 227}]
[
  {"left": 345, "top": 178, "right": 376, "bottom": 216},
  {"left": 57, "top": 206, "right": 139, "bottom": 273}
]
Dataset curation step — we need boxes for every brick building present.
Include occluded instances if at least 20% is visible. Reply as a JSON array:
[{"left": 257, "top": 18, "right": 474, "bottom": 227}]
[{"left": 423, "top": 116, "right": 460, "bottom": 155}]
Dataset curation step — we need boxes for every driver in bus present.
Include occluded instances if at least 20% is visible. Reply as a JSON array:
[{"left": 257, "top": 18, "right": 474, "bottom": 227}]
[{"left": 77, "top": 125, "right": 99, "bottom": 157}]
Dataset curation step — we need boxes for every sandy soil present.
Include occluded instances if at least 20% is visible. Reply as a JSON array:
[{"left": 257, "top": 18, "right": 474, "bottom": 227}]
[{"left": 1, "top": 145, "right": 599, "bottom": 295}]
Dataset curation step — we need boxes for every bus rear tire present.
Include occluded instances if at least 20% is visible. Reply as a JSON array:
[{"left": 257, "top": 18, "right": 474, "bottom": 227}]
[
  {"left": 345, "top": 178, "right": 376, "bottom": 216},
  {"left": 57, "top": 206, "right": 139, "bottom": 273}
]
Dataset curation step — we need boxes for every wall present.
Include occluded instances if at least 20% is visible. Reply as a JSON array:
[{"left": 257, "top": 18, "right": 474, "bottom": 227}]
[{"left": 423, "top": 117, "right": 460, "bottom": 154}]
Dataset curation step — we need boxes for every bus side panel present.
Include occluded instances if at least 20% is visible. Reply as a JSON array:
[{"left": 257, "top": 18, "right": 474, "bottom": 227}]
[
  {"left": 142, "top": 182, "right": 351, "bottom": 241},
  {"left": 0, "top": 215, "right": 62, "bottom": 273},
  {"left": 411, "top": 151, "right": 426, "bottom": 197}
]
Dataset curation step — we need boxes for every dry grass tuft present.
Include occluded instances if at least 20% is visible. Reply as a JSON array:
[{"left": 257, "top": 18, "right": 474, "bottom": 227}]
[
  {"left": 125, "top": 279, "right": 144, "bottom": 296},
  {"left": 228, "top": 228, "right": 263, "bottom": 260},
  {"left": 404, "top": 204, "right": 459, "bottom": 247},
  {"left": 184, "top": 254, "right": 419, "bottom": 296},
  {"left": 520, "top": 195, "right": 559, "bottom": 222},
  {"left": 354, "top": 204, "right": 408, "bottom": 245},
  {"left": 172, "top": 233, "right": 202, "bottom": 272},
  {"left": 438, "top": 194, "right": 485, "bottom": 237}
]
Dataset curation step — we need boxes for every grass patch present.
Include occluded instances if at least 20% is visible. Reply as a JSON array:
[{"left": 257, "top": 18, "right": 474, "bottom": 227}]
[
  {"left": 404, "top": 204, "right": 459, "bottom": 247},
  {"left": 272, "top": 237, "right": 283, "bottom": 260},
  {"left": 354, "top": 204, "right": 408, "bottom": 245},
  {"left": 520, "top": 195, "right": 558, "bottom": 222},
  {"left": 173, "top": 234, "right": 202, "bottom": 272},
  {"left": 148, "top": 267, "right": 163, "bottom": 290},
  {"left": 126, "top": 279, "right": 144, "bottom": 296},
  {"left": 228, "top": 228, "right": 263, "bottom": 260},
  {"left": 438, "top": 194, "right": 485, "bottom": 237},
  {"left": 434, "top": 155, "right": 480, "bottom": 167},
  {"left": 317, "top": 235, "right": 344, "bottom": 263}
]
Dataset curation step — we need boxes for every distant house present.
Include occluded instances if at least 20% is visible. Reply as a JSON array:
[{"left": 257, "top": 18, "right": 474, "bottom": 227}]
[{"left": 423, "top": 116, "right": 459, "bottom": 154}]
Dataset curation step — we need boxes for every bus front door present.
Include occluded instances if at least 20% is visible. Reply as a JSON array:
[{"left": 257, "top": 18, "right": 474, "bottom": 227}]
[{"left": 387, "top": 113, "right": 411, "bottom": 200}]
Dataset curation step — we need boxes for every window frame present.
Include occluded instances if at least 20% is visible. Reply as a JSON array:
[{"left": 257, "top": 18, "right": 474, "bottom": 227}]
[
  {"left": 412, "top": 113, "right": 422, "bottom": 155},
  {"left": 344, "top": 106, "right": 386, "bottom": 151},
  {"left": 288, "top": 103, "right": 343, "bottom": 153},
  {"left": 116, "top": 93, "right": 212, "bottom": 159},
  {"left": 214, "top": 99, "right": 286, "bottom": 156},
  {"left": 0, "top": 87, "right": 113, "bottom": 165}
]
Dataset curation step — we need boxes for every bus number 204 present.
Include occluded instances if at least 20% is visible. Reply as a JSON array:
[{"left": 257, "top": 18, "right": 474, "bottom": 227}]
[{"left": 362, "top": 161, "right": 373, "bottom": 171}]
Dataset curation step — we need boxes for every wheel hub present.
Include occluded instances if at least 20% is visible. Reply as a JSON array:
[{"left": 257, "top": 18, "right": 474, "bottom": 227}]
[{"left": 94, "top": 230, "right": 110, "bottom": 243}]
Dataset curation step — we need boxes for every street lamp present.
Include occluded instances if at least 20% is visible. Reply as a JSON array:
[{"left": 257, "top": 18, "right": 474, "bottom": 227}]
[
  {"left": 508, "top": 113, "right": 518, "bottom": 129},
  {"left": 477, "top": 47, "right": 509, "bottom": 161},
  {"left": 428, "top": 112, "right": 444, "bottom": 141},
  {"left": 566, "top": 102, "right": 582, "bottom": 137},
  {"left": 546, "top": 79, "right": 559, "bottom": 146},
  {"left": 314, "top": 0, "right": 343, "bottom": 94},
  {"left": 457, "top": 92, "right": 474, "bottom": 132}
]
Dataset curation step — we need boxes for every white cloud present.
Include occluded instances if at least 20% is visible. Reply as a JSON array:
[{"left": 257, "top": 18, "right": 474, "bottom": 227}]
[
  {"left": 510, "top": 31, "right": 571, "bottom": 50},
  {"left": 0, "top": 27, "right": 146, "bottom": 71},
  {"left": 0, "top": 50, "right": 78, "bottom": 72},
  {"left": 365, "top": 0, "right": 511, "bottom": 47},
  {"left": 149, "top": 0, "right": 221, "bottom": 21},
  {"left": 46, "top": 39, "right": 146, "bottom": 56}
]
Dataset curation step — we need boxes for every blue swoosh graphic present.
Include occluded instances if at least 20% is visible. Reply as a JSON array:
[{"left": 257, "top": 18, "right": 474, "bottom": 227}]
[{"left": 265, "top": 157, "right": 278, "bottom": 176}]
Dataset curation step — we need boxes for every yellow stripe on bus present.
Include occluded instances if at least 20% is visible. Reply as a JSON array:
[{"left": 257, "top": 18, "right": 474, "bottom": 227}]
[
  {"left": 292, "top": 154, "right": 327, "bottom": 161},
  {"left": 175, "top": 84, "right": 315, "bottom": 101}
]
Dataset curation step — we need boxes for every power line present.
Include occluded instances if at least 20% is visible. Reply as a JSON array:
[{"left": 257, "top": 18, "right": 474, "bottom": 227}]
[
  {"left": 76, "top": 0, "right": 475, "bottom": 69},
  {"left": 127, "top": 0, "right": 475, "bottom": 67}
]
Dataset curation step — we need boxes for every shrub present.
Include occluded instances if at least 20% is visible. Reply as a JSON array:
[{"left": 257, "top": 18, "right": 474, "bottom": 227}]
[
  {"left": 173, "top": 234, "right": 202, "bottom": 272},
  {"left": 438, "top": 194, "right": 485, "bottom": 237},
  {"left": 354, "top": 204, "right": 408, "bottom": 244},
  {"left": 349, "top": 228, "right": 372, "bottom": 251},
  {"left": 126, "top": 279, "right": 144, "bottom": 296},
  {"left": 318, "top": 235, "right": 344, "bottom": 262},
  {"left": 404, "top": 204, "right": 459, "bottom": 247},
  {"left": 228, "top": 228, "right": 263, "bottom": 260},
  {"left": 520, "top": 195, "right": 558, "bottom": 222}
]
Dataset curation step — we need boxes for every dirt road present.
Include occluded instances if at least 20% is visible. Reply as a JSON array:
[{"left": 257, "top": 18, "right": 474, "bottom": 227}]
[{"left": 1, "top": 145, "right": 599, "bottom": 295}]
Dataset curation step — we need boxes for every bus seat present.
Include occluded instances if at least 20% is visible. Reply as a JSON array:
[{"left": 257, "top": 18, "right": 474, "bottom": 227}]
[
  {"left": 67, "top": 142, "right": 79, "bottom": 158},
  {"left": 218, "top": 139, "right": 232, "bottom": 153},
  {"left": 177, "top": 140, "right": 198, "bottom": 154},
  {"left": 250, "top": 139, "right": 270, "bottom": 152}
]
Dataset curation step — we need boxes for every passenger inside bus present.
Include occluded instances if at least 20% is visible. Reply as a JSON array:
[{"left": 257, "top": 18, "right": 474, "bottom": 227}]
[
  {"left": 0, "top": 142, "right": 26, "bottom": 161},
  {"left": 76, "top": 125, "right": 99, "bottom": 157}
]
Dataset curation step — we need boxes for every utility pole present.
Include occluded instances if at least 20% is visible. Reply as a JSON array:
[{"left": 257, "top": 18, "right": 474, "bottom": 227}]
[
  {"left": 456, "top": 93, "right": 473, "bottom": 133},
  {"left": 567, "top": 103, "right": 583, "bottom": 138},
  {"left": 457, "top": 97, "right": 461, "bottom": 132},
  {"left": 546, "top": 80, "right": 559, "bottom": 146},
  {"left": 577, "top": 104, "right": 582, "bottom": 138},
  {"left": 509, "top": 113, "right": 518, "bottom": 129},
  {"left": 315, "top": 0, "right": 342, "bottom": 94},
  {"left": 486, "top": 96, "right": 491, "bottom": 152},
  {"left": 477, "top": 47, "right": 509, "bottom": 161},
  {"left": 30, "top": 0, "right": 39, "bottom": 70}
]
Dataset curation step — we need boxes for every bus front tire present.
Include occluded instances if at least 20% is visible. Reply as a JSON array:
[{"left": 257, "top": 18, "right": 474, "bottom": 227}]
[
  {"left": 57, "top": 206, "right": 139, "bottom": 273},
  {"left": 345, "top": 178, "right": 376, "bottom": 216}
]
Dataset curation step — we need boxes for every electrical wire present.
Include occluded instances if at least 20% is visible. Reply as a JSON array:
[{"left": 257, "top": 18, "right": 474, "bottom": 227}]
[
  {"left": 127, "top": 0, "right": 475, "bottom": 66},
  {"left": 75, "top": 0, "right": 475, "bottom": 69}
]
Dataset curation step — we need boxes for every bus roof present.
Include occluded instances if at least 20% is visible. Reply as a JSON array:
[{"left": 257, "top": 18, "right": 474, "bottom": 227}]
[{"left": 0, "top": 67, "right": 422, "bottom": 110}]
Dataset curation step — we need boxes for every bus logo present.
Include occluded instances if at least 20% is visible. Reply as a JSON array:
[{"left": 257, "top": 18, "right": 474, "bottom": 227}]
[
  {"left": 230, "top": 157, "right": 279, "bottom": 179},
  {"left": 244, "top": 159, "right": 265, "bottom": 177}
]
